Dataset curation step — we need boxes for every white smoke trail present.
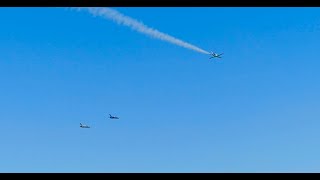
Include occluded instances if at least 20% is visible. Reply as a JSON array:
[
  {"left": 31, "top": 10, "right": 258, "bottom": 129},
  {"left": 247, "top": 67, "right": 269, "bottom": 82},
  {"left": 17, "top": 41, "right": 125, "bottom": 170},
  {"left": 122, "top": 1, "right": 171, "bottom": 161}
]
[{"left": 72, "top": 7, "right": 209, "bottom": 54}]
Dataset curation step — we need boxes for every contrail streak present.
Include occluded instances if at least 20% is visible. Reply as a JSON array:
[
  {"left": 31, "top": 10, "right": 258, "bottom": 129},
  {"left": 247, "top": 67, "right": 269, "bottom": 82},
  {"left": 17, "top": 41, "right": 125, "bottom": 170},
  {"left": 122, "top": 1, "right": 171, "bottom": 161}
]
[{"left": 72, "top": 7, "right": 209, "bottom": 54}]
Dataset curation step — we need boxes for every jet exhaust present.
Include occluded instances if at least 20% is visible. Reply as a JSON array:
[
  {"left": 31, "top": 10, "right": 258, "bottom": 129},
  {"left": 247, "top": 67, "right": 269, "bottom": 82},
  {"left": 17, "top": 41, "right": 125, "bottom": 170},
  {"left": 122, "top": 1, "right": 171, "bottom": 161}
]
[{"left": 71, "top": 7, "right": 210, "bottom": 55}]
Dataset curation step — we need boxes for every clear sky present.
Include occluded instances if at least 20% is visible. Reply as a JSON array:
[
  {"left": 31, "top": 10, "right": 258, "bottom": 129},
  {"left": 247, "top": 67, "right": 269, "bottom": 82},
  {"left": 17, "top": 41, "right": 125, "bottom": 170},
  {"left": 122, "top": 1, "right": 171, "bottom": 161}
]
[{"left": 1, "top": 7, "right": 320, "bottom": 173}]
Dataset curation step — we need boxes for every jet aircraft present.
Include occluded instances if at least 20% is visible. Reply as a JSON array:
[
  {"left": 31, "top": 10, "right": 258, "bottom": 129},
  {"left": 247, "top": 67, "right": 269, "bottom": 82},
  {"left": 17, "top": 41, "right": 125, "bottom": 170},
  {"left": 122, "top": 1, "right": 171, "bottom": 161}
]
[
  {"left": 209, "top": 52, "right": 223, "bottom": 59},
  {"left": 80, "top": 123, "right": 90, "bottom": 128},
  {"left": 109, "top": 114, "right": 119, "bottom": 119}
]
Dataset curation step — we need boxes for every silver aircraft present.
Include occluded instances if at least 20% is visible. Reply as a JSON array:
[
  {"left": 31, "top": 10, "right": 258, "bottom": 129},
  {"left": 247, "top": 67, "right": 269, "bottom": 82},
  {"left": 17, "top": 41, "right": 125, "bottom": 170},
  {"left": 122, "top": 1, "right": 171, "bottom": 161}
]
[
  {"left": 209, "top": 52, "right": 223, "bottom": 59},
  {"left": 80, "top": 123, "right": 90, "bottom": 128}
]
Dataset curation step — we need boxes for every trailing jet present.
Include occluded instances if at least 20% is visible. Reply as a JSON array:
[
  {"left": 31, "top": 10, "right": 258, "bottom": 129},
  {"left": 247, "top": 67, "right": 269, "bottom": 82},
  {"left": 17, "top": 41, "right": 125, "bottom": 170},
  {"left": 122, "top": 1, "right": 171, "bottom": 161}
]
[
  {"left": 109, "top": 114, "right": 119, "bottom": 119},
  {"left": 209, "top": 52, "right": 223, "bottom": 59},
  {"left": 80, "top": 123, "right": 90, "bottom": 128}
]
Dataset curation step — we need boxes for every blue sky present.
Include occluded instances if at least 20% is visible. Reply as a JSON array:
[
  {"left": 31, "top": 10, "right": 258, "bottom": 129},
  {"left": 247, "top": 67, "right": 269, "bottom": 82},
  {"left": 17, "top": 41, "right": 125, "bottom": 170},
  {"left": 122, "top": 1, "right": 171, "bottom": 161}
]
[{"left": 1, "top": 7, "right": 320, "bottom": 172}]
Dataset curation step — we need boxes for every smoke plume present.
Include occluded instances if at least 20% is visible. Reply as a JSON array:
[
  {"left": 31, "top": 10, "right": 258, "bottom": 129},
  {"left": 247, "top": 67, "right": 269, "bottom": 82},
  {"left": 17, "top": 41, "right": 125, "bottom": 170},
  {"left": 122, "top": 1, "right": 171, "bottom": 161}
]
[{"left": 73, "top": 7, "right": 209, "bottom": 54}]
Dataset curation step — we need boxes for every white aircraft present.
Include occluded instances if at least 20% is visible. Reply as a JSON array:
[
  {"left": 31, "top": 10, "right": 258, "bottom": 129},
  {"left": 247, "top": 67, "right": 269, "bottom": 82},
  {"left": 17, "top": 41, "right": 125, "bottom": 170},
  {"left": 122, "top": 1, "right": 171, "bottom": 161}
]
[
  {"left": 80, "top": 123, "right": 90, "bottom": 128},
  {"left": 209, "top": 52, "right": 223, "bottom": 59}
]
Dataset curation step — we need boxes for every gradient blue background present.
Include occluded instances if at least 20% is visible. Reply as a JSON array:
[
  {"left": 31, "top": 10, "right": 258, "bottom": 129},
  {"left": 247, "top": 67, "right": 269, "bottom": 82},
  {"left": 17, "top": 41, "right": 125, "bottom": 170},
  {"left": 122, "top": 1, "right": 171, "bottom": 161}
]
[{"left": 1, "top": 7, "right": 320, "bottom": 172}]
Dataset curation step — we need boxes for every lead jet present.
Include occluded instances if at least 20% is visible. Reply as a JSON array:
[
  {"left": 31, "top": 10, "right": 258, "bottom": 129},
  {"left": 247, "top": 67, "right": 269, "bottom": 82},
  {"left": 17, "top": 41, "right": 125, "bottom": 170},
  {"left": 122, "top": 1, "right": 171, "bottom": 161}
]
[
  {"left": 209, "top": 52, "right": 223, "bottom": 59},
  {"left": 80, "top": 123, "right": 90, "bottom": 128},
  {"left": 109, "top": 114, "right": 119, "bottom": 120}
]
